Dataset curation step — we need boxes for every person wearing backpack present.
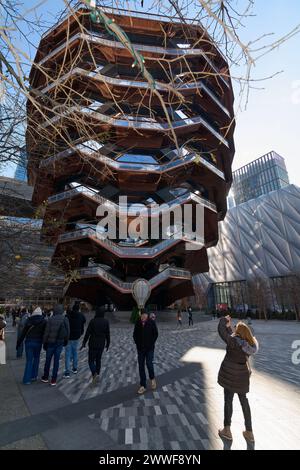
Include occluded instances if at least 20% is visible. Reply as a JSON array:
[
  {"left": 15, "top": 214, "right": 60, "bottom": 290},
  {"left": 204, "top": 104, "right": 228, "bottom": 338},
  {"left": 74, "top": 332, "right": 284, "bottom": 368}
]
[
  {"left": 16, "top": 307, "right": 47, "bottom": 384},
  {"left": 41, "top": 304, "right": 70, "bottom": 386}
]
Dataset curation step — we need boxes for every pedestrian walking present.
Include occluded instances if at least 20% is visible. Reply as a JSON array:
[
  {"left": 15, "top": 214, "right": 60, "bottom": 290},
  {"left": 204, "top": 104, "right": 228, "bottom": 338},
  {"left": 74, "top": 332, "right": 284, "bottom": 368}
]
[
  {"left": 176, "top": 309, "right": 182, "bottom": 327},
  {"left": 217, "top": 315, "right": 259, "bottom": 444},
  {"left": 16, "top": 307, "right": 47, "bottom": 384},
  {"left": 133, "top": 310, "right": 158, "bottom": 394},
  {"left": 188, "top": 306, "right": 193, "bottom": 326},
  {"left": 0, "top": 314, "right": 7, "bottom": 365},
  {"left": 81, "top": 306, "right": 110, "bottom": 386},
  {"left": 149, "top": 312, "right": 156, "bottom": 321},
  {"left": 41, "top": 304, "right": 70, "bottom": 386},
  {"left": 246, "top": 309, "right": 252, "bottom": 325},
  {"left": 63, "top": 302, "right": 86, "bottom": 378},
  {"left": 16, "top": 307, "right": 30, "bottom": 358},
  {"left": 12, "top": 309, "right": 17, "bottom": 327}
]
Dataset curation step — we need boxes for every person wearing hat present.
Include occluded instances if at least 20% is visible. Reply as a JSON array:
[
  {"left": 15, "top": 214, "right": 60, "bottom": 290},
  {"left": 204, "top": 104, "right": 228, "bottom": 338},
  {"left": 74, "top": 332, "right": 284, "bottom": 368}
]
[
  {"left": 16, "top": 307, "right": 47, "bottom": 384},
  {"left": 133, "top": 310, "right": 158, "bottom": 394},
  {"left": 81, "top": 305, "right": 110, "bottom": 386},
  {"left": 41, "top": 304, "right": 70, "bottom": 386}
]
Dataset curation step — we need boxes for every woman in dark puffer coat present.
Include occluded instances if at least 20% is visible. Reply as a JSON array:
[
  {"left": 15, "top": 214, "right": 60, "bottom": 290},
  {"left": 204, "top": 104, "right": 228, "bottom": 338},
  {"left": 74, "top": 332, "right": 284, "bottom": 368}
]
[{"left": 218, "top": 315, "right": 258, "bottom": 443}]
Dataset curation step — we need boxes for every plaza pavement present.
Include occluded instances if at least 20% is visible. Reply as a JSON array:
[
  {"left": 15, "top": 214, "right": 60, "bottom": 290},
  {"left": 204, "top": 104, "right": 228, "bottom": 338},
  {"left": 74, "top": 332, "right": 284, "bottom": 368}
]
[{"left": 0, "top": 314, "right": 300, "bottom": 450}]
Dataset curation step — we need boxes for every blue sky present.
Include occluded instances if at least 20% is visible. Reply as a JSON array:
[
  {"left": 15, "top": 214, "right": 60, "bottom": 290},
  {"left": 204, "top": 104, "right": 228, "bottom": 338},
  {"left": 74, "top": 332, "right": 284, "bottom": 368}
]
[{"left": 4, "top": 0, "right": 300, "bottom": 184}]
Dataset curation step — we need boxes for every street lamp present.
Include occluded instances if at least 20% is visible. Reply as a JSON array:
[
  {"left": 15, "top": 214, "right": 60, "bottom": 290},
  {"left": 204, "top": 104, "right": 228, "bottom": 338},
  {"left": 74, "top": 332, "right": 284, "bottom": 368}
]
[{"left": 132, "top": 278, "right": 151, "bottom": 315}]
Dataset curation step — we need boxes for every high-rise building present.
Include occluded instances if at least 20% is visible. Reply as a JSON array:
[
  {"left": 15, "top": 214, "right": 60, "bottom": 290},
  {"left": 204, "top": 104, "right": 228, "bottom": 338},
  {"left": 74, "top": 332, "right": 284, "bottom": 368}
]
[
  {"left": 0, "top": 176, "right": 33, "bottom": 217},
  {"left": 26, "top": 6, "right": 235, "bottom": 308},
  {"left": 232, "top": 151, "right": 289, "bottom": 205},
  {"left": 194, "top": 184, "right": 300, "bottom": 314},
  {"left": 14, "top": 149, "right": 28, "bottom": 182}
]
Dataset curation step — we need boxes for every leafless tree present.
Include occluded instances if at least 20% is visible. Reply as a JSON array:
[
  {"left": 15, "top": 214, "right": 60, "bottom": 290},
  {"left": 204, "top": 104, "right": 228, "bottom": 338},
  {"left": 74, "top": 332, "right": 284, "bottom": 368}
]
[
  {"left": 272, "top": 274, "right": 300, "bottom": 321},
  {"left": 0, "top": 0, "right": 299, "bottom": 303},
  {"left": 247, "top": 276, "right": 272, "bottom": 320},
  {"left": 0, "top": 217, "right": 63, "bottom": 303}
]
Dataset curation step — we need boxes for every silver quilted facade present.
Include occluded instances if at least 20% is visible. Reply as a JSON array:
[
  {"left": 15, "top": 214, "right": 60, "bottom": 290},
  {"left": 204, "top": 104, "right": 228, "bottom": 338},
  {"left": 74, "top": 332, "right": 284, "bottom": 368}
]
[{"left": 194, "top": 184, "right": 300, "bottom": 287}]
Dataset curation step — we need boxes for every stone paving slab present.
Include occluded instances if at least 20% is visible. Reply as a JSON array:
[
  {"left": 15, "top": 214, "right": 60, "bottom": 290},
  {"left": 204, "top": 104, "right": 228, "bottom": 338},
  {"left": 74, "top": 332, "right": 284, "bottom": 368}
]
[
  {"left": 1, "top": 317, "right": 300, "bottom": 450},
  {"left": 0, "top": 324, "right": 48, "bottom": 450}
]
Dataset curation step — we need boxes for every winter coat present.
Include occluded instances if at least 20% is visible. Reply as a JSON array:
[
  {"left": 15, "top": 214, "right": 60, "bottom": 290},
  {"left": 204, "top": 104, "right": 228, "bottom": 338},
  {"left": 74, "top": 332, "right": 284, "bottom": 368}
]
[
  {"left": 43, "top": 314, "right": 70, "bottom": 346},
  {"left": 82, "top": 317, "right": 110, "bottom": 350},
  {"left": 66, "top": 310, "right": 86, "bottom": 340},
  {"left": 17, "top": 313, "right": 29, "bottom": 338},
  {"left": 133, "top": 318, "right": 158, "bottom": 352},
  {"left": 17, "top": 314, "right": 47, "bottom": 347},
  {"left": 217, "top": 317, "right": 257, "bottom": 394}
]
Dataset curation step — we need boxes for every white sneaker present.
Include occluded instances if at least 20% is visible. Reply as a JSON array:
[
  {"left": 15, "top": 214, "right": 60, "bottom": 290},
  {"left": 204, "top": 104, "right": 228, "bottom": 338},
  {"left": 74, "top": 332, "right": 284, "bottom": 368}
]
[{"left": 150, "top": 379, "right": 157, "bottom": 390}]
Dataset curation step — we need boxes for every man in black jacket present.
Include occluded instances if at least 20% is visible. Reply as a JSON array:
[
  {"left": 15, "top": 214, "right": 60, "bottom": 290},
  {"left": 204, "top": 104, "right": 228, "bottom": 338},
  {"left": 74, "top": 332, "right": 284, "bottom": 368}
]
[
  {"left": 42, "top": 304, "right": 70, "bottom": 386},
  {"left": 63, "top": 302, "right": 86, "bottom": 378},
  {"left": 81, "top": 306, "right": 110, "bottom": 386},
  {"left": 133, "top": 310, "right": 158, "bottom": 394}
]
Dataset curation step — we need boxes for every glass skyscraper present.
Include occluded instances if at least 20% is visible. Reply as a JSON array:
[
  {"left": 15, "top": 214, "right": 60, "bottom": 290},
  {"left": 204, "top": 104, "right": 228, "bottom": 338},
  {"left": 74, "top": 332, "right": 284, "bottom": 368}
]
[
  {"left": 232, "top": 151, "right": 289, "bottom": 205},
  {"left": 14, "top": 149, "right": 28, "bottom": 182}
]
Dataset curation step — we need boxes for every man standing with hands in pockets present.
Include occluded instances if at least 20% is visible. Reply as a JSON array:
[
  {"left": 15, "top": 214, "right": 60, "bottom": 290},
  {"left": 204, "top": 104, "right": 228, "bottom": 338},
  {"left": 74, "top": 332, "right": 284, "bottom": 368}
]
[{"left": 133, "top": 309, "right": 158, "bottom": 395}]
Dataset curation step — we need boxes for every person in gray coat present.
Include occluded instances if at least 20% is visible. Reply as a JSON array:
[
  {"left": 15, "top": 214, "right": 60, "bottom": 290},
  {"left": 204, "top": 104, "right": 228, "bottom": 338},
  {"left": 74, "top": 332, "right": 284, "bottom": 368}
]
[
  {"left": 217, "top": 315, "right": 258, "bottom": 443},
  {"left": 41, "top": 304, "right": 70, "bottom": 386}
]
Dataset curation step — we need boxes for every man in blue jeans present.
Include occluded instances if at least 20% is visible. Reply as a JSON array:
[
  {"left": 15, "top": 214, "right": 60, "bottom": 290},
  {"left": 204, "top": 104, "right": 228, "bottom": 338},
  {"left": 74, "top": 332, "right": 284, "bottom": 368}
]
[
  {"left": 42, "top": 304, "right": 70, "bottom": 386},
  {"left": 63, "top": 302, "right": 86, "bottom": 378},
  {"left": 16, "top": 308, "right": 29, "bottom": 358},
  {"left": 16, "top": 307, "right": 46, "bottom": 384},
  {"left": 133, "top": 310, "right": 158, "bottom": 394}
]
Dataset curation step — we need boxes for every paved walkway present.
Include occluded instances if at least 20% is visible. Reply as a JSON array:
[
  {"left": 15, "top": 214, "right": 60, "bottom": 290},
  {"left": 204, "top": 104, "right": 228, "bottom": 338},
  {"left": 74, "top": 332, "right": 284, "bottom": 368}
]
[{"left": 1, "top": 317, "right": 300, "bottom": 450}]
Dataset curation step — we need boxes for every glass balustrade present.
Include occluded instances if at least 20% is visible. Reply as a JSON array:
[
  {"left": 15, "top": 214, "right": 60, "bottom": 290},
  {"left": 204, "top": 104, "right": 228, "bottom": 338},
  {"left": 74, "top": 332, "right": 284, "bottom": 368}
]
[
  {"left": 58, "top": 226, "right": 204, "bottom": 256},
  {"left": 40, "top": 65, "right": 229, "bottom": 118},
  {"left": 75, "top": 265, "right": 191, "bottom": 292},
  {"left": 48, "top": 184, "right": 217, "bottom": 214},
  {"left": 40, "top": 98, "right": 229, "bottom": 148},
  {"left": 40, "top": 142, "right": 225, "bottom": 180},
  {"left": 38, "top": 30, "right": 228, "bottom": 90}
]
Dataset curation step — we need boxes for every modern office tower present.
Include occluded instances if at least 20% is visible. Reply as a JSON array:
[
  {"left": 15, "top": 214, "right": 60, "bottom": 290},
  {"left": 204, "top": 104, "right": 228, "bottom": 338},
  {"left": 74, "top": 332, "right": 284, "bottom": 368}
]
[
  {"left": 0, "top": 176, "right": 33, "bottom": 217},
  {"left": 194, "top": 184, "right": 300, "bottom": 313},
  {"left": 232, "top": 151, "right": 289, "bottom": 206},
  {"left": 14, "top": 149, "right": 28, "bottom": 182},
  {"left": 26, "top": 6, "right": 235, "bottom": 308}
]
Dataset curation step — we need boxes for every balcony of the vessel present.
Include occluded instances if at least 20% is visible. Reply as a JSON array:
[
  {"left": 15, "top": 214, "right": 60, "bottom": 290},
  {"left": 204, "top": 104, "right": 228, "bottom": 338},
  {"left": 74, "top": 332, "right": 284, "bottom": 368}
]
[
  {"left": 37, "top": 66, "right": 230, "bottom": 119},
  {"left": 35, "top": 31, "right": 229, "bottom": 90},
  {"left": 37, "top": 101, "right": 229, "bottom": 149}
]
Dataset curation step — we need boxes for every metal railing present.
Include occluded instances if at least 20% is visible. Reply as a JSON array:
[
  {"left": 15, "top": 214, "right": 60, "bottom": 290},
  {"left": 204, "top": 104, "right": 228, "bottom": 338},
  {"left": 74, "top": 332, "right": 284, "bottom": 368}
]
[
  {"left": 75, "top": 265, "right": 191, "bottom": 292},
  {"left": 41, "top": 6, "right": 199, "bottom": 40},
  {"left": 40, "top": 100, "right": 229, "bottom": 148},
  {"left": 48, "top": 184, "right": 217, "bottom": 213},
  {"left": 40, "top": 141, "right": 225, "bottom": 180},
  {"left": 39, "top": 66, "right": 230, "bottom": 118},
  {"left": 37, "top": 31, "right": 229, "bottom": 89},
  {"left": 58, "top": 227, "right": 204, "bottom": 256}
]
